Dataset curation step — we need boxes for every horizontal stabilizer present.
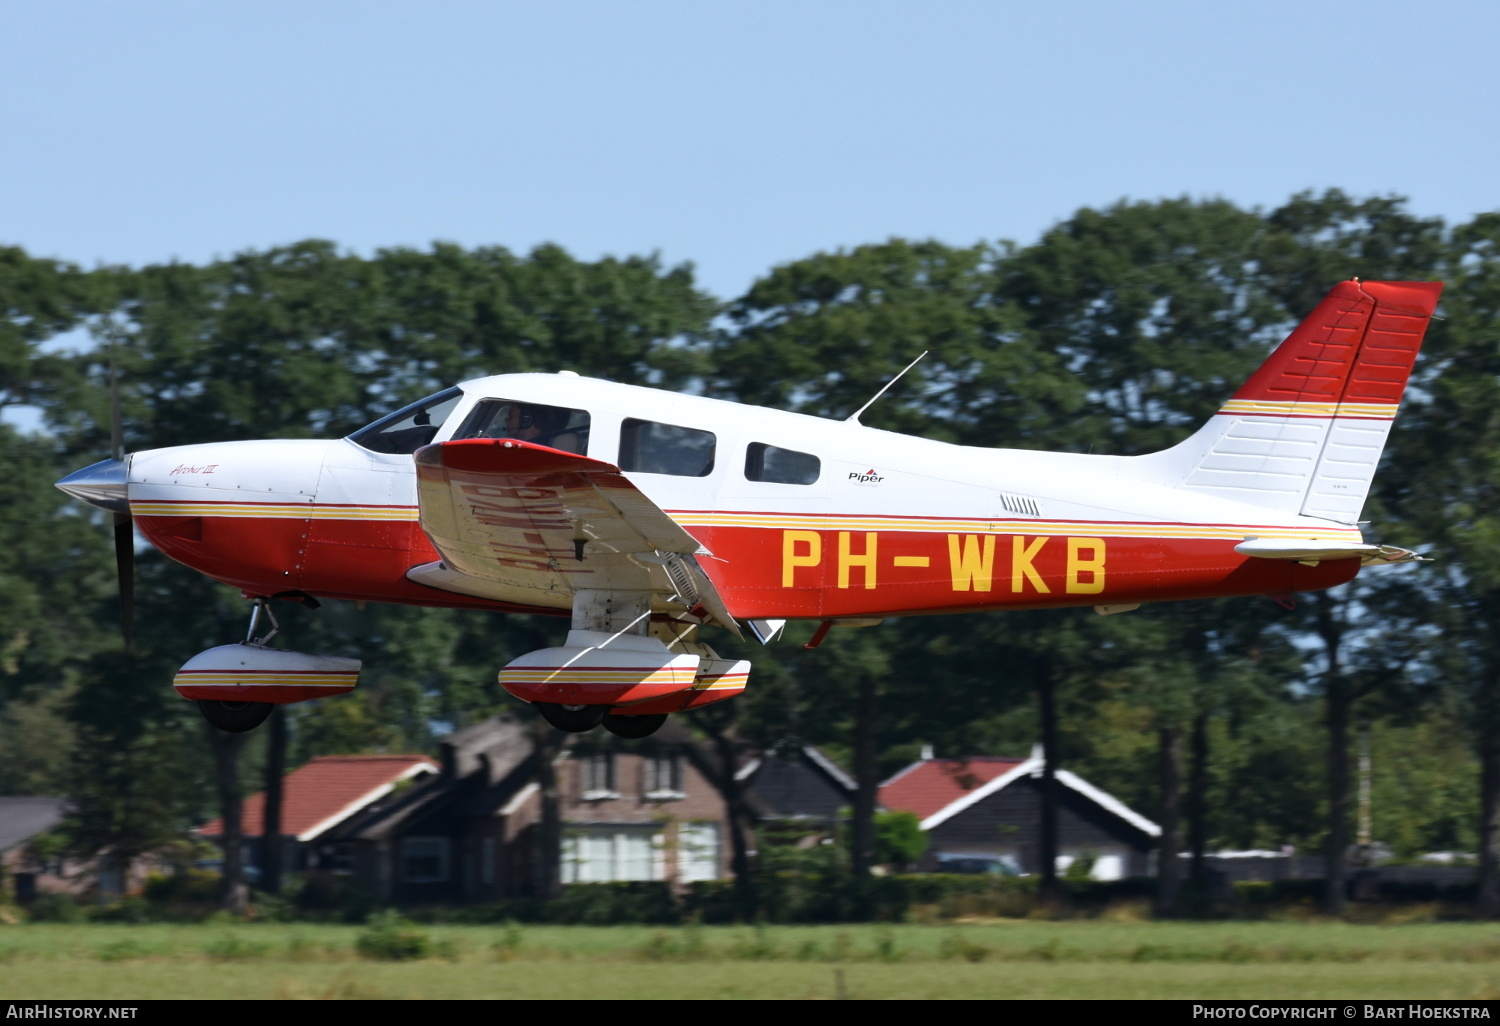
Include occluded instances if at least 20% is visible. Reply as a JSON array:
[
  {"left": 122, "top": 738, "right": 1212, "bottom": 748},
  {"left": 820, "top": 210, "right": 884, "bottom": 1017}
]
[{"left": 1233, "top": 538, "right": 1422, "bottom": 566}]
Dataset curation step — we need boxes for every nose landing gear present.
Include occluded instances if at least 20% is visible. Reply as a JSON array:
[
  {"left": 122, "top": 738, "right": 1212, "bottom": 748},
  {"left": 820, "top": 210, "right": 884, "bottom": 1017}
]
[
  {"left": 176, "top": 597, "right": 361, "bottom": 732},
  {"left": 197, "top": 700, "right": 274, "bottom": 733}
]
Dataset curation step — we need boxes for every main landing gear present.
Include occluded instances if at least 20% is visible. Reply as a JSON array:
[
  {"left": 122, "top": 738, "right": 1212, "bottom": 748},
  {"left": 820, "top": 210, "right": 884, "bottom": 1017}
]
[
  {"left": 500, "top": 596, "right": 751, "bottom": 738},
  {"left": 534, "top": 704, "right": 670, "bottom": 738}
]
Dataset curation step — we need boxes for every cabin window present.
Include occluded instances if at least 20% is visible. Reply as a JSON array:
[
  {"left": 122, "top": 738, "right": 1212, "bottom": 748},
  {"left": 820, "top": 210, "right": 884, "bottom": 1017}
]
[
  {"left": 348, "top": 387, "right": 464, "bottom": 454},
  {"left": 452, "top": 399, "right": 590, "bottom": 455},
  {"left": 399, "top": 837, "right": 450, "bottom": 883},
  {"left": 745, "top": 442, "right": 820, "bottom": 485},
  {"left": 619, "top": 419, "right": 716, "bottom": 477}
]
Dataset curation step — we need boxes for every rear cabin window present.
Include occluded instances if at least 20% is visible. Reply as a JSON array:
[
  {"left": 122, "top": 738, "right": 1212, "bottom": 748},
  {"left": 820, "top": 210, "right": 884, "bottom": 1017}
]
[
  {"left": 745, "top": 442, "right": 820, "bottom": 485},
  {"left": 452, "top": 399, "right": 590, "bottom": 455},
  {"left": 348, "top": 387, "right": 464, "bottom": 454},
  {"left": 619, "top": 418, "right": 716, "bottom": 477}
]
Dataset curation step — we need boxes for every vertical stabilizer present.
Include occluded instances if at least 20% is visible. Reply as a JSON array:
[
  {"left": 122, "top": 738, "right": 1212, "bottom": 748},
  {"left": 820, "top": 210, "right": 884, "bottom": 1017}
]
[{"left": 1139, "top": 280, "right": 1442, "bottom": 523}]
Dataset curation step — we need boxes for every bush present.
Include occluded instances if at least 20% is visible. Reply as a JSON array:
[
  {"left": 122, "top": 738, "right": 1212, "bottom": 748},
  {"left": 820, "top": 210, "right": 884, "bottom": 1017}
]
[
  {"left": 143, "top": 869, "right": 220, "bottom": 904},
  {"left": 874, "top": 812, "right": 927, "bottom": 871},
  {"left": 294, "top": 872, "right": 379, "bottom": 923},
  {"left": 545, "top": 882, "right": 678, "bottom": 925},
  {"left": 92, "top": 896, "right": 153, "bottom": 924},
  {"left": 355, "top": 911, "right": 431, "bottom": 961},
  {"left": 25, "top": 892, "right": 85, "bottom": 923}
]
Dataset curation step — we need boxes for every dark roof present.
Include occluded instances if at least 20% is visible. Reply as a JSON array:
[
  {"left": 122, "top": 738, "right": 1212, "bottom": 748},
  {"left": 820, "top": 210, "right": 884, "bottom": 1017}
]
[
  {"left": 0, "top": 797, "right": 68, "bottom": 852},
  {"left": 739, "top": 745, "right": 856, "bottom": 820}
]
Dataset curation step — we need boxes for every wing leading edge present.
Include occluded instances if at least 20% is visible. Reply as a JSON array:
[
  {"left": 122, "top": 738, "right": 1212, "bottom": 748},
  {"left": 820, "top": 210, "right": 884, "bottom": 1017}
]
[{"left": 408, "top": 438, "right": 738, "bottom": 632}]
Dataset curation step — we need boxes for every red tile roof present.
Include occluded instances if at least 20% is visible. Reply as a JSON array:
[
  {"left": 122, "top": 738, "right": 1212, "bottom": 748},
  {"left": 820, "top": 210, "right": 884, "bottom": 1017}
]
[
  {"left": 198, "top": 755, "right": 437, "bottom": 840},
  {"left": 879, "top": 758, "right": 1024, "bottom": 821}
]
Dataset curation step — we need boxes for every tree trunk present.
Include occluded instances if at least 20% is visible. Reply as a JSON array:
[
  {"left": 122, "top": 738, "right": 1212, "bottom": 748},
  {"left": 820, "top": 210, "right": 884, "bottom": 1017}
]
[
  {"left": 850, "top": 675, "right": 879, "bottom": 882},
  {"left": 1478, "top": 690, "right": 1500, "bottom": 916},
  {"left": 1187, "top": 710, "right": 1209, "bottom": 892},
  {"left": 1317, "top": 592, "right": 1350, "bottom": 917},
  {"left": 208, "top": 726, "right": 248, "bottom": 914},
  {"left": 1037, "top": 664, "right": 1060, "bottom": 904},
  {"left": 261, "top": 705, "right": 287, "bottom": 896},
  {"left": 1155, "top": 724, "right": 1183, "bottom": 916},
  {"left": 530, "top": 720, "right": 565, "bottom": 900},
  {"left": 698, "top": 706, "right": 756, "bottom": 916}
]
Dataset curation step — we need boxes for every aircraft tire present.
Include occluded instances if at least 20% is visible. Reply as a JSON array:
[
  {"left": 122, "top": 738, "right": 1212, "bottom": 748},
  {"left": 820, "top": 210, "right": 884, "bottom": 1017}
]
[
  {"left": 196, "top": 700, "right": 274, "bottom": 733},
  {"left": 535, "top": 702, "right": 608, "bottom": 733},
  {"left": 601, "top": 713, "right": 668, "bottom": 739}
]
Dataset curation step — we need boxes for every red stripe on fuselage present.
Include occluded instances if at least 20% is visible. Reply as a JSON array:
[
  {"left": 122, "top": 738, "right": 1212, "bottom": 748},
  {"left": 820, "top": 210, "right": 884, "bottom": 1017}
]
[{"left": 135, "top": 507, "right": 1359, "bottom": 619}]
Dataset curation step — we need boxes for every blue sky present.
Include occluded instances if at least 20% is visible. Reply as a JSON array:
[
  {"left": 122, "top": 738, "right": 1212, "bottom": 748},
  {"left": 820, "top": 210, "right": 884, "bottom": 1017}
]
[{"left": 3, "top": 0, "right": 1498, "bottom": 301}]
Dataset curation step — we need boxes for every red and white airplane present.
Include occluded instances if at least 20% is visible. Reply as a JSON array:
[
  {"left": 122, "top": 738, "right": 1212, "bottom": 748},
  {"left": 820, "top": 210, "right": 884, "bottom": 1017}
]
[{"left": 56, "top": 279, "right": 1442, "bottom": 737}]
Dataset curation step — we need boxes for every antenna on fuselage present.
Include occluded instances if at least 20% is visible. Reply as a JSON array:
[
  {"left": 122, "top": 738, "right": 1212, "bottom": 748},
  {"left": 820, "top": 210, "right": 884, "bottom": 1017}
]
[{"left": 844, "top": 350, "right": 928, "bottom": 425}]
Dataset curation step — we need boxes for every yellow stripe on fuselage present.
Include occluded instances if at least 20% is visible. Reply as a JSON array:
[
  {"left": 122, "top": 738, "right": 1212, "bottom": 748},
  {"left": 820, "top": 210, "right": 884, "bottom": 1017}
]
[
  {"left": 172, "top": 673, "right": 356, "bottom": 687},
  {"left": 670, "top": 512, "right": 1364, "bottom": 543},
  {"left": 132, "top": 502, "right": 419, "bottom": 521}
]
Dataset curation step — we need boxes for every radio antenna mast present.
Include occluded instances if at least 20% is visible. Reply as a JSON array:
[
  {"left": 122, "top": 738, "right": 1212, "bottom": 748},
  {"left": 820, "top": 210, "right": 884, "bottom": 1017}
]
[{"left": 845, "top": 350, "right": 928, "bottom": 425}]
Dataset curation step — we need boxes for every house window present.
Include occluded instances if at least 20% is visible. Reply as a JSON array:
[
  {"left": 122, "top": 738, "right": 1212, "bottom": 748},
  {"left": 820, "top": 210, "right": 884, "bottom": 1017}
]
[
  {"left": 618, "top": 418, "right": 716, "bottom": 477},
  {"left": 581, "top": 753, "right": 618, "bottom": 800},
  {"left": 561, "top": 825, "right": 665, "bottom": 883},
  {"left": 678, "top": 822, "right": 720, "bottom": 883},
  {"left": 481, "top": 836, "right": 495, "bottom": 886},
  {"left": 644, "top": 753, "right": 684, "bottom": 800},
  {"left": 745, "top": 442, "right": 820, "bottom": 485},
  {"left": 399, "top": 837, "right": 450, "bottom": 883}
]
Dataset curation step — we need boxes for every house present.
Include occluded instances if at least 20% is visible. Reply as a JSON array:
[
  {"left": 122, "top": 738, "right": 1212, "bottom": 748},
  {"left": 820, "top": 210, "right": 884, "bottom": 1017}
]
[
  {"left": 735, "top": 743, "right": 857, "bottom": 837},
  {"left": 321, "top": 715, "right": 738, "bottom": 901},
  {"left": 199, "top": 716, "right": 864, "bottom": 904},
  {"left": 196, "top": 754, "right": 439, "bottom": 876},
  {"left": 878, "top": 748, "right": 1160, "bottom": 880},
  {"left": 1, "top": 796, "right": 68, "bottom": 902}
]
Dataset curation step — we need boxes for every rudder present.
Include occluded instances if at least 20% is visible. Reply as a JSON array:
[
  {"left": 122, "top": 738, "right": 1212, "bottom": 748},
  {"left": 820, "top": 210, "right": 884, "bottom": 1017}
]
[{"left": 1140, "top": 279, "right": 1442, "bottom": 523}]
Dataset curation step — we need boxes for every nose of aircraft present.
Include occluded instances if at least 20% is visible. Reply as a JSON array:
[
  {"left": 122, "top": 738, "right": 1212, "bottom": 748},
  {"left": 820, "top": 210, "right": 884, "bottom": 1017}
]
[{"left": 56, "top": 457, "right": 131, "bottom": 513}]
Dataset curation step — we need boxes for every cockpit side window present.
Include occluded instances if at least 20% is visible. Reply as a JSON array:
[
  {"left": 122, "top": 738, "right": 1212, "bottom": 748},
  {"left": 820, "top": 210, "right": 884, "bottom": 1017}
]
[
  {"left": 452, "top": 399, "right": 591, "bottom": 455},
  {"left": 745, "top": 442, "right": 820, "bottom": 485},
  {"left": 619, "top": 419, "right": 715, "bottom": 477},
  {"left": 348, "top": 387, "right": 464, "bottom": 455}
]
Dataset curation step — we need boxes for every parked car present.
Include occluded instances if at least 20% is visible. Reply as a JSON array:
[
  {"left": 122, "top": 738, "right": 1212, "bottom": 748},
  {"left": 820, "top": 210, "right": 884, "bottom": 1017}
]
[{"left": 933, "top": 853, "right": 1020, "bottom": 876}]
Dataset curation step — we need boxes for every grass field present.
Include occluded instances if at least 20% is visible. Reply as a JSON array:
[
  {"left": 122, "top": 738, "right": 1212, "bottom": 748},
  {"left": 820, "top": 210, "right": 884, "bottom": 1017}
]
[{"left": 5, "top": 921, "right": 1500, "bottom": 999}]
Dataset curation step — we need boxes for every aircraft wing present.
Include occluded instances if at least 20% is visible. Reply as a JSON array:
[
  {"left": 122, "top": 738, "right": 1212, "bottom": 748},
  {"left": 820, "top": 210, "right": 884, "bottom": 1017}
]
[
  {"left": 408, "top": 438, "right": 738, "bottom": 631},
  {"left": 1234, "top": 538, "right": 1423, "bottom": 566}
]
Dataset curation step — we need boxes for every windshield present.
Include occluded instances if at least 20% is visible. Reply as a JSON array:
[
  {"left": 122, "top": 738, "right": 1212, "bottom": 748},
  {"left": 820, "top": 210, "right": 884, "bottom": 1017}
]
[{"left": 348, "top": 387, "right": 464, "bottom": 454}]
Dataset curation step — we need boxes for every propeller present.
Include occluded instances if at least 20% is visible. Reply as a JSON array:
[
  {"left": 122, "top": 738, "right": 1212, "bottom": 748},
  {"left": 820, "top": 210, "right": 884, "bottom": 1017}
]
[
  {"left": 108, "top": 338, "right": 134, "bottom": 650},
  {"left": 54, "top": 333, "right": 137, "bottom": 649}
]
